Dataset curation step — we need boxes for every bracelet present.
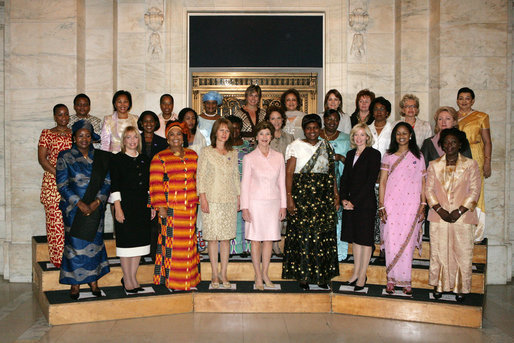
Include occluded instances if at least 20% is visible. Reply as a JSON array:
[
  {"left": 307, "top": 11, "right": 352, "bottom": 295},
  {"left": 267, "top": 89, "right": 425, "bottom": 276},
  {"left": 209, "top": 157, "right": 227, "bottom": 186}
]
[
  {"left": 378, "top": 206, "right": 385, "bottom": 211},
  {"left": 458, "top": 208, "right": 463, "bottom": 215},
  {"left": 435, "top": 207, "right": 442, "bottom": 212},
  {"left": 421, "top": 202, "right": 427, "bottom": 205}
]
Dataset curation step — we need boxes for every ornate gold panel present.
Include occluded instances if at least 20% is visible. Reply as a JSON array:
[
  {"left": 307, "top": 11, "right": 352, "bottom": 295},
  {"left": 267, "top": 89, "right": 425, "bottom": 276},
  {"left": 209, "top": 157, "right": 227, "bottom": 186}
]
[{"left": 191, "top": 72, "right": 318, "bottom": 116}]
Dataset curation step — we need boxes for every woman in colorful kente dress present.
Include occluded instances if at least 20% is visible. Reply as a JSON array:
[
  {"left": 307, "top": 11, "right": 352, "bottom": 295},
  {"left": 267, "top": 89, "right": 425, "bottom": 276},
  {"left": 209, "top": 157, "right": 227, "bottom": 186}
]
[
  {"left": 379, "top": 122, "right": 426, "bottom": 295},
  {"left": 227, "top": 115, "right": 252, "bottom": 256},
  {"left": 150, "top": 121, "right": 200, "bottom": 291},
  {"left": 282, "top": 114, "right": 340, "bottom": 290},
  {"left": 38, "top": 104, "right": 72, "bottom": 268},
  {"left": 56, "top": 120, "right": 111, "bottom": 299}
]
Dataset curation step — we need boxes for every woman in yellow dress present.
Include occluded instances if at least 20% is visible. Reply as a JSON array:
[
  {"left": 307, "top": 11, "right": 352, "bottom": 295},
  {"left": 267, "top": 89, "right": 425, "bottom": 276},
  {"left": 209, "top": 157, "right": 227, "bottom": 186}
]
[{"left": 456, "top": 87, "right": 492, "bottom": 242}]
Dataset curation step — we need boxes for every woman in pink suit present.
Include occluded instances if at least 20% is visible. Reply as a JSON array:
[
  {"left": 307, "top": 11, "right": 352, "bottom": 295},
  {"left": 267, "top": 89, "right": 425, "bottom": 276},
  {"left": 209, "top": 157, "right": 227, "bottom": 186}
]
[{"left": 241, "top": 121, "right": 287, "bottom": 290}]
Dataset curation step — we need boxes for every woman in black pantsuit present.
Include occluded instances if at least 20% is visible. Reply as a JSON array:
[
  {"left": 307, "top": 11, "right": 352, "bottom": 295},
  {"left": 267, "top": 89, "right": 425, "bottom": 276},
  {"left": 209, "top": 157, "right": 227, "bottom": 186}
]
[
  {"left": 340, "top": 123, "right": 381, "bottom": 291},
  {"left": 111, "top": 126, "right": 153, "bottom": 293}
]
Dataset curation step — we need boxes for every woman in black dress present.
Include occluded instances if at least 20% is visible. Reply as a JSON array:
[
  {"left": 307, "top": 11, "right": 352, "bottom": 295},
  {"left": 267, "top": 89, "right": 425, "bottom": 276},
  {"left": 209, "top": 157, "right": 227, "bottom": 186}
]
[
  {"left": 138, "top": 110, "right": 168, "bottom": 161},
  {"left": 111, "top": 126, "right": 153, "bottom": 293},
  {"left": 340, "top": 123, "right": 381, "bottom": 291}
]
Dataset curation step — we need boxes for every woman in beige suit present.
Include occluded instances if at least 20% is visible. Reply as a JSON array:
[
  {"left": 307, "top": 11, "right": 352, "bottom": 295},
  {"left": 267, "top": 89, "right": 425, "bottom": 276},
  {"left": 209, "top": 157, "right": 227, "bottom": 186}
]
[{"left": 426, "top": 128, "right": 481, "bottom": 302}]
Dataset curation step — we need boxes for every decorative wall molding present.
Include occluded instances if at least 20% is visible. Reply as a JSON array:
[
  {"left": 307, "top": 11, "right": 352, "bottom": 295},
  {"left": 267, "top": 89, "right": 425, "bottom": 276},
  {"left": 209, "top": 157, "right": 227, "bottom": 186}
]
[
  {"left": 349, "top": 7, "right": 369, "bottom": 57},
  {"left": 144, "top": 5, "right": 164, "bottom": 58}
]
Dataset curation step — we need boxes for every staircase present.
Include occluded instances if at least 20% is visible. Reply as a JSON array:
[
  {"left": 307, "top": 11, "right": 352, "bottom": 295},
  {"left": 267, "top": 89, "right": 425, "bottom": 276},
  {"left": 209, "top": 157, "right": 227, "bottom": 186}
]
[{"left": 32, "top": 235, "right": 486, "bottom": 327}]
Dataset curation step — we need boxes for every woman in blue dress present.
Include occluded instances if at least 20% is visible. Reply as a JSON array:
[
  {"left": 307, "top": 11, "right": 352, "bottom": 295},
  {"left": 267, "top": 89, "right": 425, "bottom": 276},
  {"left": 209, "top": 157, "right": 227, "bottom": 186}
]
[
  {"left": 320, "top": 109, "right": 351, "bottom": 261},
  {"left": 56, "top": 120, "right": 111, "bottom": 299}
]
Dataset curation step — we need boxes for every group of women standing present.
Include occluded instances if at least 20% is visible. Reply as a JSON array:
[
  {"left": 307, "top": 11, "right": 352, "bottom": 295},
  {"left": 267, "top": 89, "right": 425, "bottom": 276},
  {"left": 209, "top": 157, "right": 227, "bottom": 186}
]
[{"left": 38, "top": 85, "right": 491, "bottom": 301}]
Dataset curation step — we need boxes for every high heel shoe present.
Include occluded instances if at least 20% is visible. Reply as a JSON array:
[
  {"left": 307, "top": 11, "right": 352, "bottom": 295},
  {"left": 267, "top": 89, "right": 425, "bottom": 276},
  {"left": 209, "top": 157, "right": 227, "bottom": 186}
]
[
  {"left": 456, "top": 294, "right": 465, "bottom": 303},
  {"left": 255, "top": 283, "right": 264, "bottom": 291},
  {"left": 121, "top": 278, "right": 138, "bottom": 294},
  {"left": 386, "top": 283, "right": 395, "bottom": 294},
  {"left": 353, "top": 277, "right": 367, "bottom": 291},
  {"left": 346, "top": 279, "right": 357, "bottom": 286},
  {"left": 88, "top": 282, "right": 102, "bottom": 297},
  {"left": 402, "top": 287, "right": 412, "bottom": 295},
  {"left": 299, "top": 281, "right": 309, "bottom": 291}
]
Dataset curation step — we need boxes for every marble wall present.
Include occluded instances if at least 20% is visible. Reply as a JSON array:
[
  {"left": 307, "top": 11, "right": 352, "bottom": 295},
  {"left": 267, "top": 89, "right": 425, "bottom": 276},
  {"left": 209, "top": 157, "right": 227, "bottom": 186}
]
[{"left": 0, "top": 0, "right": 512, "bottom": 284}]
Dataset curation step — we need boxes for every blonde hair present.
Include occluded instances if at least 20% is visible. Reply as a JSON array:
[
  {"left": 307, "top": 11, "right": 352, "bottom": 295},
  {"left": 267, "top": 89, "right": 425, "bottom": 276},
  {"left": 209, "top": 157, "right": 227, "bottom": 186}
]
[
  {"left": 120, "top": 126, "right": 142, "bottom": 154},
  {"left": 349, "top": 123, "right": 374, "bottom": 149},
  {"left": 433, "top": 106, "right": 458, "bottom": 134},
  {"left": 399, "top": 94, "right": 420, "bottom": 116}
]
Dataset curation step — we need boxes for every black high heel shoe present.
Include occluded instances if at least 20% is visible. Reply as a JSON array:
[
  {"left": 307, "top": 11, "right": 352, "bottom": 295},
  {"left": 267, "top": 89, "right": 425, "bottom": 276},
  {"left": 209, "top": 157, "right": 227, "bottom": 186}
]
[
  {"left": 353, "top": 277, "right": 367, "bottom": 291},
  {"left": 456, "top": 294, "right": 465, "bottom": 303},
  {"left": 299, "top": 281, "right": 310, "bottom": 291},
  {"left": 88, "top": 282, "right": 102, "bottom": 297},
  {"left": 121, "top": 278, "right": 138, "bottom": 294}
]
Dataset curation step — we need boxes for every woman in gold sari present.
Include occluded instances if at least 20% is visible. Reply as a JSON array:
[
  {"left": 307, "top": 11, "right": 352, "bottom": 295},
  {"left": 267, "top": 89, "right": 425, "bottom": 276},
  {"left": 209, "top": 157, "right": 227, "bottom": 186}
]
[
  {"left": 426, "top": 128, "right": 481, "bottom": 302},
  {"left": 456, "top": 87, "right": 492, "bottom": 242}
]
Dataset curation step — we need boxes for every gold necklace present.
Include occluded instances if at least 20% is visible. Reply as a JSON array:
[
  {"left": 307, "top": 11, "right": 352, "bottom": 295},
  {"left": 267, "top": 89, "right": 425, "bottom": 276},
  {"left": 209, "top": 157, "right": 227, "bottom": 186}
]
[{"left": 323, "top": 129, "right": 338, "bottom": 140}]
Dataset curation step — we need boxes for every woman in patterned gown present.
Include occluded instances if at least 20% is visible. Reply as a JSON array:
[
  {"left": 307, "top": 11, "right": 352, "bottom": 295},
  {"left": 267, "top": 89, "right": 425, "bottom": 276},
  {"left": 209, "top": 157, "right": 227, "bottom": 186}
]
[
  {"left": 150, "top": 121, "right": 201, "bottom": 291},
  {"left": 379, "top": 122, "right": 426, "bottom": 295},
  {"left": 38, "top": 104, "right": 72, "bottom": 268},
  {"left": 320, "top": 109, "right": 351, "bottom": 262},
  {"left": 232, "top": 84, "right": 267, "bottom": 146},
  {"left": 456, "top": 87, "right": 492, "bottom": 242},
  {"left": 227, "top": 115, "right": 252, "bottom": 256},
  {"left": 56, "top": 120, "right": 111, "bottom": 299},
  {"left": 282, "top": 114, "right": 340, "bottom": 290}
]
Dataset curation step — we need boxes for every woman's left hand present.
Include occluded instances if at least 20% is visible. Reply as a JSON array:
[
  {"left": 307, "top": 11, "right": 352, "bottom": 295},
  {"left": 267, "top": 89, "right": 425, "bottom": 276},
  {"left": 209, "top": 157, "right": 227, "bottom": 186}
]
[
  {"left": 151, "top": 209, "right": 157, "bottom": 220},
  {"left": 334, "top": 195, "right": 340, "bottom": 211},
  {"left": 88, "top": 199, "right": 100, "bottom": 213},
  {"left": 279, "top": 208, "right": 287, "bottom": 221}
]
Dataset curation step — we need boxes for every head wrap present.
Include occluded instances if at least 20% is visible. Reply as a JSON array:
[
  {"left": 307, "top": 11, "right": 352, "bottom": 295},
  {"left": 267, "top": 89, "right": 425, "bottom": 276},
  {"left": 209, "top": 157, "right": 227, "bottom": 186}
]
[
  {"left": 202, "top": 91, "right": 223, "bottom": 105},
  {"left": 72, "top": 119, "right": 100, "bottom": 141},
  {"left": 165, "top": 120, "right": 190, "bottom": 141}
]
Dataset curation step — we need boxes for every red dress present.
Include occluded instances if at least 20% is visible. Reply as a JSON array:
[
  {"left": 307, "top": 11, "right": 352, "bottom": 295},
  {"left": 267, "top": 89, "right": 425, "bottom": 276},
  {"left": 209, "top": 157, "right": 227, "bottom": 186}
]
[{"left": 38, "top": 129, "right": 72, "bottom": 268}]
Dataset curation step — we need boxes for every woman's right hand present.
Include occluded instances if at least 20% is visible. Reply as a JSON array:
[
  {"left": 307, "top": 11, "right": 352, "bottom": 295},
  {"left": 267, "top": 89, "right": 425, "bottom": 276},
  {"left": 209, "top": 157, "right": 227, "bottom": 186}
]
[
  {"left": 242, "top": 209, "right": 252, "bottom": 223},
  {"left": 77, "top": 200, "right": 91, "bottom": 216},
  {"left": 438, "top": 208, "right": 454, "bottom": 223}
]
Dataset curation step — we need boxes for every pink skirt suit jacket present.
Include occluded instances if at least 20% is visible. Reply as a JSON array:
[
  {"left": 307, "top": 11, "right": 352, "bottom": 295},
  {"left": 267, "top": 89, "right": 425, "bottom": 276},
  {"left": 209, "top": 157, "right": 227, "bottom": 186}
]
[{"left": 240, "top": 148, "right": 287, "bottom": 241}]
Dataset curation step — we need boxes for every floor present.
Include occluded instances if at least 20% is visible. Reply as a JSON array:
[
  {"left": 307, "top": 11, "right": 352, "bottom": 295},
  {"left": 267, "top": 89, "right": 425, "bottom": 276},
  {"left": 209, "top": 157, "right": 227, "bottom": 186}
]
[{"left": 0, "top": 279, "right": 512, "bottom": 343}]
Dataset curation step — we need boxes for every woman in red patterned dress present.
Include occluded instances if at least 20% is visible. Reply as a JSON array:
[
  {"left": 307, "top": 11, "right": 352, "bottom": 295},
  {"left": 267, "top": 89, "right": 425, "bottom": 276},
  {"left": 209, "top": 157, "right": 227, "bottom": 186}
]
[
  {"left": 149, "top": 121, "right": 201, "bottom": 290},
  {"left": 37, "top": 104, "right": 73, "bottom": 268}
]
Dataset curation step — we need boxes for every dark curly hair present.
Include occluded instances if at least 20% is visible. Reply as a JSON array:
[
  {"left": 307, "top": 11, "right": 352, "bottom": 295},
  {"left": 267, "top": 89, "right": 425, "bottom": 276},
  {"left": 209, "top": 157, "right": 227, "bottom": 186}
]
[
  {"left": 301, "top": 113, "right": 322, "bottom": 130},
  {"left": 280, "top": 88, "right": 302, "bottom": 111},
  {"left": 438, "top": 128, "right": 470, "bottom": 153},
  {"left": 137, "top": 110, "right": 160, "bottom": 132}
]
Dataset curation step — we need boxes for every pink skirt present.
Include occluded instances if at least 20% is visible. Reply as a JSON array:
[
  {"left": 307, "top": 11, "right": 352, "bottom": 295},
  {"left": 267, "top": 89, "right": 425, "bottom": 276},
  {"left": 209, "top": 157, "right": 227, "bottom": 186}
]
[{"left": 245, "top": 199, "right": 281, "bottom": 241}]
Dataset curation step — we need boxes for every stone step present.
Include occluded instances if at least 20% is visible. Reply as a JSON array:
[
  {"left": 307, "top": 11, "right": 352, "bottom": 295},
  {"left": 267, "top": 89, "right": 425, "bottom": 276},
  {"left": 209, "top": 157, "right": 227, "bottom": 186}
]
[
  {"left": 33, "top": 256, "right": 485, "bottom": 294},
  {"left": 32, "top": 235, "right": 487, "bottom": 264},
  {"left": 38, "top": 280, "right": 483, "bottom": 327}
]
